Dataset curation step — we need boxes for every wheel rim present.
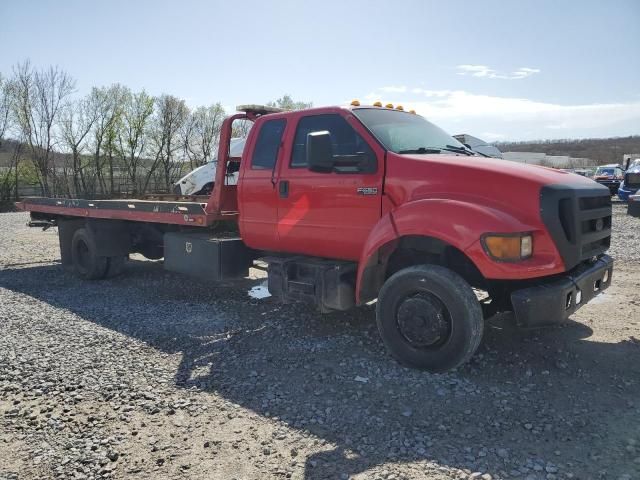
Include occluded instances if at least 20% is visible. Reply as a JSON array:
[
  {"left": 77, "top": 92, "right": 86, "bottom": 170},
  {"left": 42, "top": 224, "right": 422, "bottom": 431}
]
[{"left": 395, "top": 292, "right": 452, "bottom": 348}]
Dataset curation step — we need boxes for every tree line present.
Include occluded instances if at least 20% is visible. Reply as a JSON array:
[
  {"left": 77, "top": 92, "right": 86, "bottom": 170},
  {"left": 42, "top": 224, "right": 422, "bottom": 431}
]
[
  {"left": 0, "top": 60, "right": 311, "bottom": 207},
  {"left": 496, "top": 136, "right": 640, "bottom": 165}
]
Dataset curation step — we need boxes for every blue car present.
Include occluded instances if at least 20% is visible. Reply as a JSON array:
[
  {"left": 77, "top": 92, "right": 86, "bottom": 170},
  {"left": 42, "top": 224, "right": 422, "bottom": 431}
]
[{"left": 618, "top": 162, "right": 640, "bottom": 202}]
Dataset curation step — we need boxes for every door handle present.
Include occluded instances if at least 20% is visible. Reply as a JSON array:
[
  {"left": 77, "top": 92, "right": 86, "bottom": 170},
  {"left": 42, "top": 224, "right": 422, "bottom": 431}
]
[{"left": 279, "top": 180, "right": 289, "bottom": 198}]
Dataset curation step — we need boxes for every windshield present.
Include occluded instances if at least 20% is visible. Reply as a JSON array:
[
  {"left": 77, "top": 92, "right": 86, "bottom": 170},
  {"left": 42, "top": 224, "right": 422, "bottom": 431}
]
[
  {"left": 596, "top": 168, "right": 615, "bottom": 175},
  {"left": 352, "top": 108, "right": 467, "bottom": 154}
]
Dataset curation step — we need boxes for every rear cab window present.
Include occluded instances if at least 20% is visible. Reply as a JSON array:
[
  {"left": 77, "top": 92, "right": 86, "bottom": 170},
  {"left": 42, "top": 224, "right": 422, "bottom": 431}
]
[{"left": 251, "top": 119, "right": 286, "bottom": 170}]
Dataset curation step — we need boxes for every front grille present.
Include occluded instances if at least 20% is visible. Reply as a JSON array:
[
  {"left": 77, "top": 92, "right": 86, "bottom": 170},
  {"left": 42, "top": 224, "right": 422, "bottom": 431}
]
[
  {"left": 625, "top": 172, "right": 640, "bottom": 189},
  {"left": 541, "top": 185, "right": 612, "bottom": 270},
  {"left": 579, "top": 195, "right": 611, "bottom": 210}
]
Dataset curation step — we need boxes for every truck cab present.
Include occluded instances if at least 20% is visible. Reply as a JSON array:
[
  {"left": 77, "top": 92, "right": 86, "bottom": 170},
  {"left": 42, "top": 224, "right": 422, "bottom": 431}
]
[{"left": 231, "top": 103, "right": 613, "bottom": 370}]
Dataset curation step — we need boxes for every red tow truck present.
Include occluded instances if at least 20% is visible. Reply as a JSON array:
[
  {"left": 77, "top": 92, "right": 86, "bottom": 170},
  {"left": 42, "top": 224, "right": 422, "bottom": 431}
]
[{"left": 16, "top": 103, "right": 614, "bottom": 372}]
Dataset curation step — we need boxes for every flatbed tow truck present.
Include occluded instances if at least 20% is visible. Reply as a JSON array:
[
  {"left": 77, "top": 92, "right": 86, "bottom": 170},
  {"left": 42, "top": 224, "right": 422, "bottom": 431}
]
[{"left": 16, "top": 103, "right": 614, "bottom": 372}]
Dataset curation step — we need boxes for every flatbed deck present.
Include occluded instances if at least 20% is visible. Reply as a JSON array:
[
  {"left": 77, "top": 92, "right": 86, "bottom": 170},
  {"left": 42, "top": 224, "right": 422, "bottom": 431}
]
[{"left": 16, "top": 196, "right": 237, "bottom": 226}]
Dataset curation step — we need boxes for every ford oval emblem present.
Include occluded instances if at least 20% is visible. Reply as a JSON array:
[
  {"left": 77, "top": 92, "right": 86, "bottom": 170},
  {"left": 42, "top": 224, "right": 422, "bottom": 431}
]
[{"left": 594, "top": 218, "right": 604, "bottom": 232}]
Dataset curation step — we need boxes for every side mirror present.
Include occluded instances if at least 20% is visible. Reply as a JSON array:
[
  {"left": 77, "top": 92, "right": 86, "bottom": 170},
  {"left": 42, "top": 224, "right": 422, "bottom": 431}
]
[{"left": 306, "top": 131, "right": 333, "bottom": 173}]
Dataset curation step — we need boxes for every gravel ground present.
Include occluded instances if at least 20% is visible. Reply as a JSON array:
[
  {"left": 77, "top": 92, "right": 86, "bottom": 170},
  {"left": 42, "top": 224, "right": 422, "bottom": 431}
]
[{"left": 1, "top": 204, "right": 639, "bottom": 480}]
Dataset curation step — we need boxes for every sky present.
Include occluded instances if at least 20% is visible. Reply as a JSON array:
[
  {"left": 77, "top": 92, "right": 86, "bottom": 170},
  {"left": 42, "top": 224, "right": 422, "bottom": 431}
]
[{"left": 1, "top": 0, "right": 639, "bottom": 141}]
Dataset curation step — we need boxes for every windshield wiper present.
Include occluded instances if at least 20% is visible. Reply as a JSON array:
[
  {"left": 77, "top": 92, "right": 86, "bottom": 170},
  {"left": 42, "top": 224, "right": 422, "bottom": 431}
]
[
  {"left": 398, "top": 145, "right": 476, "bottom": 156},
  {"left": 398, "top": 147, "right": 442, "bottom": 154},
  {"left": 442, "top": 144, "right": 475, "bottom": 156}
]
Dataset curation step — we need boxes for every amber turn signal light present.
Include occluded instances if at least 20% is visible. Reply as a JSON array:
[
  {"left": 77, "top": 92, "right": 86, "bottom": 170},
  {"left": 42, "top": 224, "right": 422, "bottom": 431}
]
[{"left": 482, "top": 234, "right": 533, "bottom": 261}]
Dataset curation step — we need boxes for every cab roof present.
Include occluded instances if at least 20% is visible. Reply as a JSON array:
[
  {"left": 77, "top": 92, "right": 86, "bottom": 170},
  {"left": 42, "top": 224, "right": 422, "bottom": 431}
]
[{"left": 235, "top": 103, "right": 419, "bottom": 117}]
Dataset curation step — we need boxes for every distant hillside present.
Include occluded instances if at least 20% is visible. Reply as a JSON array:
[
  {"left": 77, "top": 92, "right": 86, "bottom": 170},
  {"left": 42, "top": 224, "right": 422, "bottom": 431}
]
[{"left": 495, "top": 136, "right": 640, "bottom": 165}]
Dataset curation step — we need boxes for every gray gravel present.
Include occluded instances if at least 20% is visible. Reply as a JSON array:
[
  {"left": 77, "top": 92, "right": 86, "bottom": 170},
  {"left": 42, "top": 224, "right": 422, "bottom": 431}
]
[
  {"left": 608, "top": 202, "right": 640, "bottom": 262},
  {"left": 1, "top": 207, "right": 639, "bottom": 480}
]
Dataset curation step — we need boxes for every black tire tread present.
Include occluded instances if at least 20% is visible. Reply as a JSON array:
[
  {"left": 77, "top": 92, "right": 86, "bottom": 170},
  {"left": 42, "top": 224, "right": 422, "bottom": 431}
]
[
  {"left": 105, "top": 255, "right": 127, "bottom": 278},
  {"left": 376, "top": 264, "right": 483, "bottom": 372},
  {"left": 71, "top": 228, "right": 109, "bottom": 280}
]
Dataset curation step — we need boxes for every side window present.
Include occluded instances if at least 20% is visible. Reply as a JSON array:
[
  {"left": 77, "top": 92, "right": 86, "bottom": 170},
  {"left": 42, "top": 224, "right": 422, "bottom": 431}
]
[
  {"left": 251, "top": 119, "right": 286, "bottom": 170},
  {"left": 290, "top": 114, "right": 376, "bottom": 172}
]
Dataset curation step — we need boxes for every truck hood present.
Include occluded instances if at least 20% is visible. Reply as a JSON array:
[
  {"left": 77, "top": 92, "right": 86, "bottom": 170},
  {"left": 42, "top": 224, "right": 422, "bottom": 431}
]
[{"left": 384, "top": 153, "right": 605, "bottom": 225}]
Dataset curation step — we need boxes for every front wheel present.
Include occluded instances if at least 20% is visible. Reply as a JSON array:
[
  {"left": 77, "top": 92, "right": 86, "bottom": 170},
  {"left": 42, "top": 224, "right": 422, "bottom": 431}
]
[{"left": 376, "top": 265, "right": 483, "bottom": 372}]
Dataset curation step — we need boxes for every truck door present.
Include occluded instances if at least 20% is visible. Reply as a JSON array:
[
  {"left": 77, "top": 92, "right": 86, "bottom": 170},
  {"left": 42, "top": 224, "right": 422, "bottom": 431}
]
[
  {"left": 276, "top": 112, "right": 383, "bottom": 260},
  {"left": 238, "top": 118, "right": 287, "bottom": 247}
]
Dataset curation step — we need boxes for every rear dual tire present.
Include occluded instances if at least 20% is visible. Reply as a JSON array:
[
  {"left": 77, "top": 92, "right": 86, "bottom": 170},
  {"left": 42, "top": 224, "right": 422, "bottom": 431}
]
[
  {"left": 71, "top": 228, "right": 126, "bottom": 280},
  {"left": 376, "top": 264, "right": 483, "bottom": 373}
]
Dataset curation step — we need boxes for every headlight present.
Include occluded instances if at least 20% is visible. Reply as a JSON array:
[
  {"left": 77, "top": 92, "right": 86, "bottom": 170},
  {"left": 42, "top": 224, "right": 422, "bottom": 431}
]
[{"left": 482, "top": 233, "right": 533, "bottom": 261}]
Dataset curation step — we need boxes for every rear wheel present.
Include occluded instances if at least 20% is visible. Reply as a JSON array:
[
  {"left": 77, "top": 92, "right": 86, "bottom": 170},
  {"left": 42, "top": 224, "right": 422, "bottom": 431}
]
[
  {"left": 71, "top": 228, "right": 109, "bottom": 280},
  {"left": 376, "top": 264, "right": 483, "bottom": 372},
  {"left": 105, "top": 255, "right": 127, "bottom": 278}
]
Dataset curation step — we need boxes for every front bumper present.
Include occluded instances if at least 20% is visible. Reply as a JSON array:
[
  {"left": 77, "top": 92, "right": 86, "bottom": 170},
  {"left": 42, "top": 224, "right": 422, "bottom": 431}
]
[
  {"left": 510, "top": 255, "right": 613, "bottom": 327},
  {"left": 628, "top": 195, "right": 640, "bottom": 217},
  {"left": 619, "top": 186, "right": 640, "bottom": 202}
]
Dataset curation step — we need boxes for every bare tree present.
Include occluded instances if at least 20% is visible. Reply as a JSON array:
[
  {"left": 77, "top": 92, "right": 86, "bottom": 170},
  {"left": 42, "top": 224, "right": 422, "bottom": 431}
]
[
  {"left": 229, "top": 95, "right": 311, "bottom": 139},
  {"left": 89, "top": 84, "right": 127, "bottom": 195},
  {"left": 0, "top": 141, "right": 22, "bottom": 206},
  {"left": 8, "top": 60, "right": 75, "bottom": 196},
  {"left": 117, "top": 89, "right": 154, "bottom": 195},
  {"left": 0, "top": 73, "right": 10, "bottom": 147},
  {"left": 231, "top": 119, "right": 252, "bottom": 139},
  {"left": 0, "top": 75, "right": 24, "bottom": 205},
  {"left": 267, "top": 94, "right": 312, "bottom": 111},
  {"left": 147, "top": 94, "right": 189, "bottom": 191},
  {"left": 182, "top": 103, "right": 225, "bottom": 169},
  {"left": 60, "top": 93, "right": 103, "bottom": 195}
]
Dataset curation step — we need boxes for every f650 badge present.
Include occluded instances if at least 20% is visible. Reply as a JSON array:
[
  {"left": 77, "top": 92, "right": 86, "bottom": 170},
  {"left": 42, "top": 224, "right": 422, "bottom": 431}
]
[{"left": 357, "top": 187, "right": 378, "bottom": 196}]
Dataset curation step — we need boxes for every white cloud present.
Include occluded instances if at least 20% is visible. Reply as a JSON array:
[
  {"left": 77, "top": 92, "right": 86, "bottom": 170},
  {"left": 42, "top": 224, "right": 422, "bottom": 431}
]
[
  {"left": 480, "top": 132, "right": 507, "bottom": 141},
  {"left": 362, "top": 87, "right": 640, "bottom": 140},
  {"left": 378, "top": 85, "right": 407, "bottom": 93},
  {"left": 456, "top": 64, "right": 541, "bottom": 80},
  {"left": 410, "top": 88, "right": 455, "bottom": 97}
]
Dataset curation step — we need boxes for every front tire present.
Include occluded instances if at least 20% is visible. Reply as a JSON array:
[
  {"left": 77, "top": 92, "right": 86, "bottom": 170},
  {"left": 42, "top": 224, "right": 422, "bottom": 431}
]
[{"left": 376, "top": 265, "right": 483, "bottom": 372}]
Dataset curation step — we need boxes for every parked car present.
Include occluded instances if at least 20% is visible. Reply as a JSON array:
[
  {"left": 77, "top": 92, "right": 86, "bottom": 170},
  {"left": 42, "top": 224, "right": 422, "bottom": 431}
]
[
  {"left": 618, "top": 159, "right": 640, "bottom": 202},
  {"left": 573, "top": 168, "right": 592, "bottom": 177},
  {"left": 173, "top": 137, "right": 246, "bottom": 195},
  {"left": 594, "top": 164, "right": 624, "bottom": 195},
  {"left": 453, "top": 134, "right": 503, "bottom": 158}
]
